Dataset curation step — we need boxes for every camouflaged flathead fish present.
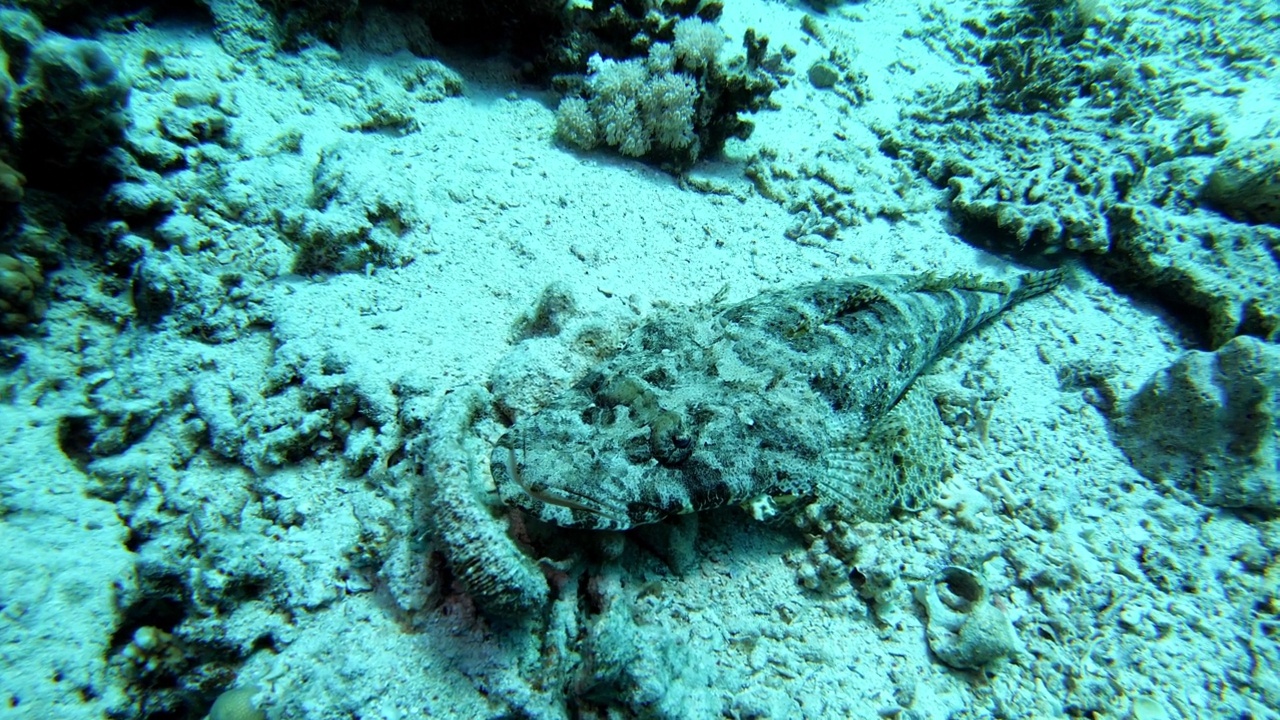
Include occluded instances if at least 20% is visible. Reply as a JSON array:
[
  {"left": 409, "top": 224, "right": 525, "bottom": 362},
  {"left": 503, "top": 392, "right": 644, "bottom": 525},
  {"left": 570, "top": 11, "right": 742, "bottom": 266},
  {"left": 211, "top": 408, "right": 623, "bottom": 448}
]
[{"left": 492, "top": 270, "right": 1063, "bottom": 530}]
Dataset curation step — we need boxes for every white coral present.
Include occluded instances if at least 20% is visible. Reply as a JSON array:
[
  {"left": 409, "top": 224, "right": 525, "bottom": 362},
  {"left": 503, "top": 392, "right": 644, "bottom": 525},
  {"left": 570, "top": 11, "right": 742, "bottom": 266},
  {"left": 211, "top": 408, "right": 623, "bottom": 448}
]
[
  {"left": 578, "top": 52, "right": 699, "bottom": 160},
  {"left": 641, "top": 72, "right": 697, "bottom": 153},
  {"left": 673, "top": 17, "right": 725, "bottom": 71},
  {"left": 554, "top": 96, "right": 598, "bottom": 150},
  {"left": 596, "top": 93, "right": 649, "bottom": 156}
]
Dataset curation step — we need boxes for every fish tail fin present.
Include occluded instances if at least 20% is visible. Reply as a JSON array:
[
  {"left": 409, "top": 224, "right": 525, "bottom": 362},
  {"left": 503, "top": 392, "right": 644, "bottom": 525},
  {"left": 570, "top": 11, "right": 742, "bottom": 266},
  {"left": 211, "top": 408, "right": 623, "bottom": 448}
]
[{"left": 1007, "top": 268, "right": 1066, "bottom": 306}]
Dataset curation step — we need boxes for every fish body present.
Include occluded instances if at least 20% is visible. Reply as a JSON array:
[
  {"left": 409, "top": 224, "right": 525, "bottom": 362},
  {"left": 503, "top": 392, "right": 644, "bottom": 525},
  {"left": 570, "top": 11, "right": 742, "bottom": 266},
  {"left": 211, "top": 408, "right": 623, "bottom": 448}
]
[{"left": 492, "top": 270, "right": 1063, "bottom": 530}]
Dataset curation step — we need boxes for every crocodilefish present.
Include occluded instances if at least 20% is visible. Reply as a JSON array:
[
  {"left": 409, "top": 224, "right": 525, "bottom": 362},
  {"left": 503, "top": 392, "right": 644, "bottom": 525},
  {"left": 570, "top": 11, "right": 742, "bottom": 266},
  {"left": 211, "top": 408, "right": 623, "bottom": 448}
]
[{"left": 492, "top": 270, "right": 1063, "bottom": 530}]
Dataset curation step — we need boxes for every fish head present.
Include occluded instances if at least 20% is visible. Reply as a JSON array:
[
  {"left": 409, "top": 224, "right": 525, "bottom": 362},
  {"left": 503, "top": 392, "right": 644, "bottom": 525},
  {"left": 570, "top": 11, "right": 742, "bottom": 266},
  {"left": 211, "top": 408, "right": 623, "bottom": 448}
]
[{"left": 491, "top": 359, "right": 744, "bottom": 531}]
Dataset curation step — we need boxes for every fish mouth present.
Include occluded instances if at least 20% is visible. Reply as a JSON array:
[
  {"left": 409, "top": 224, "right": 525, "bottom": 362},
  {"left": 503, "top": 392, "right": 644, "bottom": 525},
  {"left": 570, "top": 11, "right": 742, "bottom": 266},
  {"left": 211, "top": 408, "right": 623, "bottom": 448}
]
[{"left": 494, "top": 444, "right": 631, "bottom": 527}]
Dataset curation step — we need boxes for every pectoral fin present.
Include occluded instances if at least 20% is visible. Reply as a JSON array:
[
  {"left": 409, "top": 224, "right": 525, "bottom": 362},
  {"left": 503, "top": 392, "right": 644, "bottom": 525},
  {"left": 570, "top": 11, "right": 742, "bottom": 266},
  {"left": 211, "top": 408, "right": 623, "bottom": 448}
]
[{"left": 817, "top": 384, "right": 948, "bottom": 520}]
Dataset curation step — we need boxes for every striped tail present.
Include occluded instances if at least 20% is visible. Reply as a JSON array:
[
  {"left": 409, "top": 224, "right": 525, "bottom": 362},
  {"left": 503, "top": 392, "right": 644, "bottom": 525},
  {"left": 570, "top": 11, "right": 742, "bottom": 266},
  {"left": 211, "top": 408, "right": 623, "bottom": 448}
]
[{"left": 1007, "top": 269, "right": 1066, "bottom": 306}]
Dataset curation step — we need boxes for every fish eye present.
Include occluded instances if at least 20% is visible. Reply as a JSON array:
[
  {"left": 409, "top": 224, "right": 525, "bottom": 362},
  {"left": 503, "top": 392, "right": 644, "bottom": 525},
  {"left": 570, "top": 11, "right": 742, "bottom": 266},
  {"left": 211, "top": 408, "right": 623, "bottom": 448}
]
[{"left": 650, "top": 411, "right": 694, "bottom": 466}]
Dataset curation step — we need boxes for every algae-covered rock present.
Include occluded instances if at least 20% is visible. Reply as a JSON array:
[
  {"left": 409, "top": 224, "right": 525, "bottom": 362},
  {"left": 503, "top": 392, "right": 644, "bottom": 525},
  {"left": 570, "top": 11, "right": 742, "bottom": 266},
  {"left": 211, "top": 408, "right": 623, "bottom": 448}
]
[
  {"left": 1096, "top": 200, "right": 1280, "bottom": 347},
  {"left": 1116, "top": 336, "right": 1279, "bottom": 513},
  {"left": 17, "top": 33, "right": 129, "bottom": 183},
  {"left": 281, "top": 138, "right": 425, "bottom": 274},
  {"left": 877, "top": 0, "right": 1278, "bottom": 350},
  {"left": 1201, "top": 140, "right": 1280, "bottom": 226},
  {"left": 0, "top": 252, "right": 43, "bottom": 330}
]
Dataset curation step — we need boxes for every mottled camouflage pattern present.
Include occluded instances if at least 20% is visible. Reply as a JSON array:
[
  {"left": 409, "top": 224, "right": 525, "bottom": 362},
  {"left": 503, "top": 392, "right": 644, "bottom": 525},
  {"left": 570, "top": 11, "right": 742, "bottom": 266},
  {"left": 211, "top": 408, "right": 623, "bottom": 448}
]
[{"left": 492, "top": 270, "right": 1063, "bottom": 530}]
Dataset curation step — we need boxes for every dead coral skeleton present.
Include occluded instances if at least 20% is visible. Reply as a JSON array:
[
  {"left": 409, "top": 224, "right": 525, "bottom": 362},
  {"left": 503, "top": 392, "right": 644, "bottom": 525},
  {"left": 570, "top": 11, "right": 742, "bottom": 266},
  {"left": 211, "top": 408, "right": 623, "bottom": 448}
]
[{"left": 413, "top": 386, "right": 549, "bottom": 618}]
